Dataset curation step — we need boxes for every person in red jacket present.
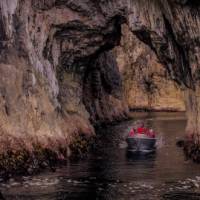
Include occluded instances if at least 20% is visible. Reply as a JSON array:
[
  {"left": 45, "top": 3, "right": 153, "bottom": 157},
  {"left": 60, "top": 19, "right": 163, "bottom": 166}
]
[
  {"left": 137, "top": 122, "right": 147, "bottom": 134},
  {"left": 129, "top": 121, "right": 156, "bottom": 138}
]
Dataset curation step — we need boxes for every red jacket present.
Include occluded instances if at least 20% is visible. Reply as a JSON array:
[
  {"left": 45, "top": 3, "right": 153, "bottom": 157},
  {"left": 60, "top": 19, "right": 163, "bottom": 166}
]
[
  {"left": 129, "top": 127, "right": 156, "bottom": 138},
  {"left": 137, "top": 127, "right": 146, "bottom": 134}
]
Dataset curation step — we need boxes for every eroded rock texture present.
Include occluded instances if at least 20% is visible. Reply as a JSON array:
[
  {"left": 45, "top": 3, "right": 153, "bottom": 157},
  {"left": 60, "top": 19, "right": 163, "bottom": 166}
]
[
  {"left": 127, "top": 0, "right": 200, "bottom": 138},
  {"left": 114, "top": 25, "right": 185, "bottom": 111},
  {"left": 0, "top": 0, "right": 199, "bottom": 166},
  {"left": 83, "top": 50, "right": 129, "bottom": 124},
  {"left": 0, "top": 0, "right": 127, "bottom": 160}
]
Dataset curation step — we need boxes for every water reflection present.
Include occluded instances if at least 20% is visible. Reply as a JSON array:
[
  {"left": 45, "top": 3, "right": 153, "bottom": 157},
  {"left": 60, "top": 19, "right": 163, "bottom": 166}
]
[
  {"left": 126, "top": 150, "right": 156, "bottom": 162},
  {"left": 2, "top": 112, "right": 200, "bottom": 200}
]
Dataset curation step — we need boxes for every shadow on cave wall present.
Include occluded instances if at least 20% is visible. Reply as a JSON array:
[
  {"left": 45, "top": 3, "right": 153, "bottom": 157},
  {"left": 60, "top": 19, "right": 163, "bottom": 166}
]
[{"left": 83, "top": 50, "right": 129, "bottom": 124}]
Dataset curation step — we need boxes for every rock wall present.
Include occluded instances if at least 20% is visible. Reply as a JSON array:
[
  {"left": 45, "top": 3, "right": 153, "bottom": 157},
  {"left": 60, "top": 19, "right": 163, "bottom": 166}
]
[
  {"left": 114, "top": 25, "right": 185, "bottom": 111},
  {"left": 0, "top": 0, "right": 199, "bottom": 167},
  {"left": 0, "top": 0, "right": 128, "bottom": 167},
  {"left": 127, "top": 0, "right": 200, "bottom": 137},
  {"left": 83, "top": 50, "right": 129, "bottom": 124},
  {"left": 126, "top": 0, "right": 200, "bottom": 160}
]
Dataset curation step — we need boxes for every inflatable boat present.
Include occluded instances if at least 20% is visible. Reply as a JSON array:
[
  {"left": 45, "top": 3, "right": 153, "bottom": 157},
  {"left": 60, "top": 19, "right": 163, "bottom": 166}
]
[{"left": 126, "top": 134, "right": 156, "bottom": 154}]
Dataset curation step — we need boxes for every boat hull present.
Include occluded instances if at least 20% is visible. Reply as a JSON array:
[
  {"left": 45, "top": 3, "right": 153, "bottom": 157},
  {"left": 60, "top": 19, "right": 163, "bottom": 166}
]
[{"left": 126, "top": 136, "right": 156, "bottom": 154}]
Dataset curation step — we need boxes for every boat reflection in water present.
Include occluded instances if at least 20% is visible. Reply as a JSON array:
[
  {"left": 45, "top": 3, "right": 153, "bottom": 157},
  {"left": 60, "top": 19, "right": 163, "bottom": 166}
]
[{"left": 126, "top": 148, "right": 156, "bottom": 161}]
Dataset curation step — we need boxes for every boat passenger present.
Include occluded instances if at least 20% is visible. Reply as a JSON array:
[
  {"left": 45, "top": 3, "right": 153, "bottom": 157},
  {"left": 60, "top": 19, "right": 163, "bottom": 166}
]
[
  {"left": 137, "top": 122, "right": 147, "bottom": 134},
  {"left": 129, "top": 121, "right": 156, "bottom": 138},
  {"left": 129, "top": 128, "right": 135, "bottom": 136},
  {"left": 147, "top": 129, "right": 156, "bottom": 138},
  {"left": 136, "top": 125, "right": 156, "bottom": 138}
]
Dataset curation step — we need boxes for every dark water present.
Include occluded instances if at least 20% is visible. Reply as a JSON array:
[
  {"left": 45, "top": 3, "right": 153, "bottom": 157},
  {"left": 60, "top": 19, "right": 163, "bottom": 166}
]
[{"left": 1, "top": 112, "right": 200, "bottom": 200}]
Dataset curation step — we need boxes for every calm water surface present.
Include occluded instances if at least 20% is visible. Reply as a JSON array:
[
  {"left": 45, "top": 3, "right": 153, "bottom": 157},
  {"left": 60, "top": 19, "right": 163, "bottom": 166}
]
[{"left": 2, "top": 112, "right": 200, "bottom": 200}]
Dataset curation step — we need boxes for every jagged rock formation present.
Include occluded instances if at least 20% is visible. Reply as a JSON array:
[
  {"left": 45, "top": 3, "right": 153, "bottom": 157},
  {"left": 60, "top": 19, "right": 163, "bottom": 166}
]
[
  {"left": 0, "top": 0, "right": 199, "bottom": 169},
  {"left": 0, "top": 0, "right": 128, "bottom": 173},
  {"left": 127, "top": 1, "right": 199, "bottom": 126},
  {"left": 114, "top": 24, "right": 185, "bottom": 111},
  {"left": 83, "top": 50, "right": 129, "bottom": 124},
  {"left": 126, "top": 0, "right": 200, "bottom": 160}
]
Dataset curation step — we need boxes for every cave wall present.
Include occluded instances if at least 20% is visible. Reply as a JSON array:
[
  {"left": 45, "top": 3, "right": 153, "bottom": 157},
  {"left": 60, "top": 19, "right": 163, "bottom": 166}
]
[
  {"left": 127, "top": 0, "right": 200, "bottom": 137},
  {"left": 0, "top": 0, "right": 128, "bottom": 155},
  {"left": 83, "top": 50, "right": 129, "bottom": 124},
  {"left": 114, "top": 24, "right": 185, "bottom": 111},
  {"left": 0, "top": 0, "right": 199, "bottom": 157}
]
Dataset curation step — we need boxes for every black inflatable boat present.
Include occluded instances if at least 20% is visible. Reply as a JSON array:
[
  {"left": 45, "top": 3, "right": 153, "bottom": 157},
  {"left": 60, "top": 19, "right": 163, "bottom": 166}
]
[{"left": 126, "top": 135, "right": 156, "bottom": 154}]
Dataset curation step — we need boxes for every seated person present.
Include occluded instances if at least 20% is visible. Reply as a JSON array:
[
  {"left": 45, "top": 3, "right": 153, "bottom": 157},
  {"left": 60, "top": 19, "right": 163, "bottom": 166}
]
[
  {"left": 129, "top": 122, "right": 156, "bottom": 138},
  {"left": 146, "top": 129, "right": 156, "bottom": 138},
  {"left": 129, "top": 128, "right": 135, "bottom": 136},
  {"left": 137, "top": 122, "right": 146, "bottom": 134}
]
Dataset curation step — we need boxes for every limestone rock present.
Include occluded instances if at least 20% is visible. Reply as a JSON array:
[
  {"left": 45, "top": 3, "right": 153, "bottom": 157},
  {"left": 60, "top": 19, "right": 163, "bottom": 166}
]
[
  {"left": 0, "top": 0, "right": 127, "bottom": 156},
  {"left": 114, "top": 25, "right": 185, "bottom": 111}
]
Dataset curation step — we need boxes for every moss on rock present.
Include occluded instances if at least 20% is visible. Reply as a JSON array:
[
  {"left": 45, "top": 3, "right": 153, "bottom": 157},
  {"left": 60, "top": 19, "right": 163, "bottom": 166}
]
[
  {"left": 183, "top": 140, "right": 200, "bottom": 163},
  {"left": 69, "top": 133, "right": 95, "bottom": 158},
  {"left": 0, "top": 144, "right": 61, "bottom": 180},
  {"left": 0, "top": 133, "right": 96, "bottom": 180}
]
